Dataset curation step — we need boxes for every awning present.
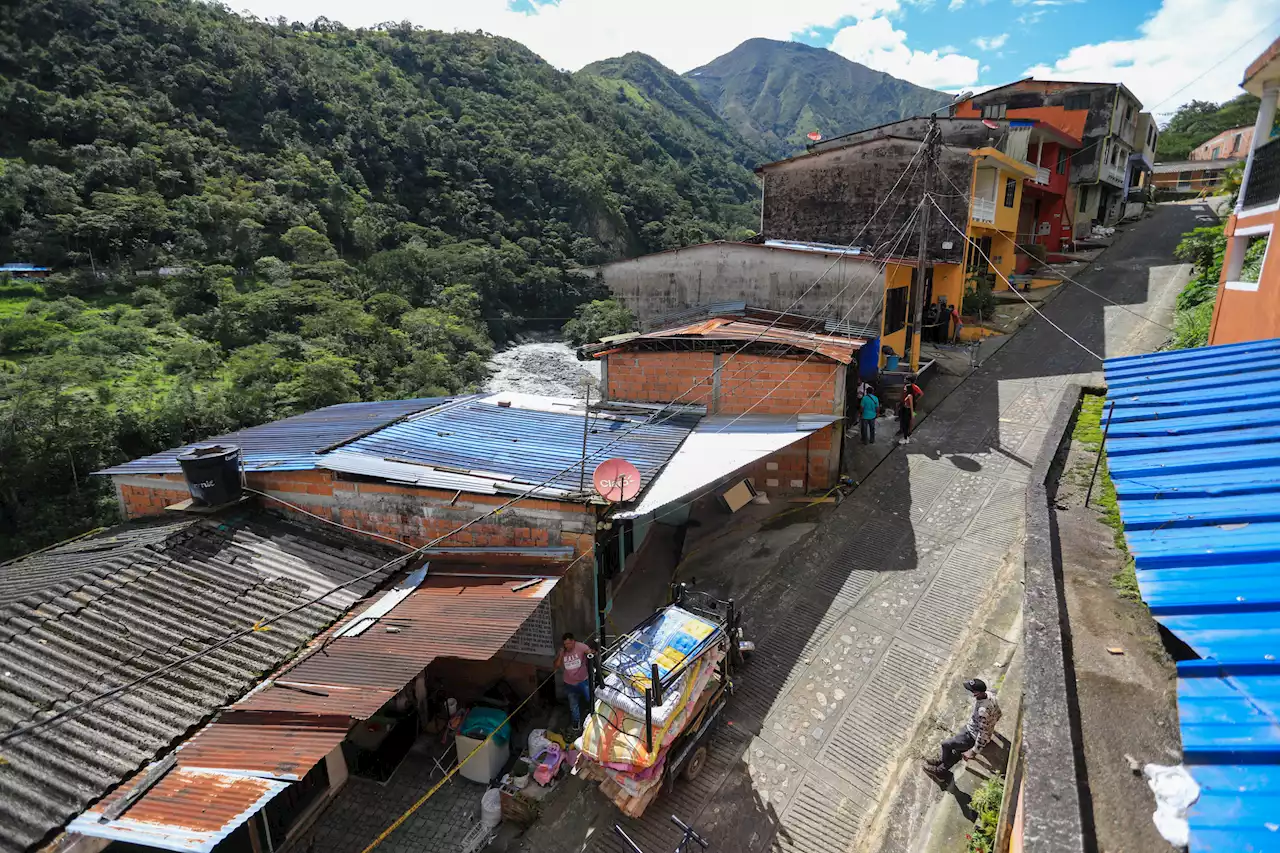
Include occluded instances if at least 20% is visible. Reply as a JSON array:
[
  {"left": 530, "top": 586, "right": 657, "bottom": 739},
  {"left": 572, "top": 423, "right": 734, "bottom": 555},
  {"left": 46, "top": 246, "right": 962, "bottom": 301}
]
[
  {"left": 69, "top": 563, "right": 566, "bottom": 852},
  {"left": 612, "top": 414, "right": 841, "bottom": 520},
  {"left": 68, "top": 767, "right": 292, "bottom": 853}
]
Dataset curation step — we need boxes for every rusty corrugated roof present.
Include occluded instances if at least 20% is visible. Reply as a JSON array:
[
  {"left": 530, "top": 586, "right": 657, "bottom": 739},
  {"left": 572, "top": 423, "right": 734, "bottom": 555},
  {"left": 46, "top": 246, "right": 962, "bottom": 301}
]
[
  {"left": 67, "top": 767, "right": 291, "bottom": 852},
  {"left": 618, "top": 319, "right": 862, "bottom": 364},
  {"left": 175, "top": 721, "right": 351, "bottom": 779}
]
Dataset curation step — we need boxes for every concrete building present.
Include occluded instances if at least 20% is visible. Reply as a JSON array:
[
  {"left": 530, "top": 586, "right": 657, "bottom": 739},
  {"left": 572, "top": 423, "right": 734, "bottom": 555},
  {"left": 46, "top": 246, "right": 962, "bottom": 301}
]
[
  {"left": 1190, "top": 125, "right": 1255, "bottom": 161},
  {"left": 588, "top": 239, "right": 885, "bottom": 334},
  {"left": 1209, "top": 37, "right": 1280, "bottom": 345},
  {"left": 951, "top": 79, "right": 1152, "bottom": 232},
  {"left": 1151, "top": 159, "right": 1237, "bottom": 195}
]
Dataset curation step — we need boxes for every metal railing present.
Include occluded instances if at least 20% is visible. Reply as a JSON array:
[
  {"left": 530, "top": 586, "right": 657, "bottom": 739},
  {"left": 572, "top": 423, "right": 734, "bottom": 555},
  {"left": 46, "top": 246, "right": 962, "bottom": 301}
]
[
  {"left": 1102, "top": 163, "right": 1127, "bottom": 186},
  {"left": 1243, "top": 137, "right": 1280, "bottom": 210},
  {"left": 972, "top": 197, "right": 997, "bottom": 224},
  {"left": 1031, "top": 165, "right": 1051, "bottom": 185}
]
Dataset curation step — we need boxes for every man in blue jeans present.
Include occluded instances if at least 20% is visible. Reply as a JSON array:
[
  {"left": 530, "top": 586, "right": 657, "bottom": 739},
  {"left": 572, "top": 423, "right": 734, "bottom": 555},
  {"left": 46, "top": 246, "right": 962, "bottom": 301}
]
[
  {"left": 859, "top": 387, "right": 880, "bottom": 444},
  {"left": 555, "top": 632, "right": 593, "bottom": 729}
]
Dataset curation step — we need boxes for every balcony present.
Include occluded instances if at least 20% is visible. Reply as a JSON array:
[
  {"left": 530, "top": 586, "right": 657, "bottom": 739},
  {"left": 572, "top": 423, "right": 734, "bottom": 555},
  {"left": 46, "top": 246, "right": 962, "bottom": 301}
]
[
  {"left": 972, "top": 197, "right": 997, "bottom": 224},
  {"left": 1243, "top": 137, "right": 1280, "bottom": 210},
  {"left": 1102, "top": 163, "right": 1127, "bottom": 187},
  {"left": 1030, "top": 165, "right": 1051, "bottom": 186}
]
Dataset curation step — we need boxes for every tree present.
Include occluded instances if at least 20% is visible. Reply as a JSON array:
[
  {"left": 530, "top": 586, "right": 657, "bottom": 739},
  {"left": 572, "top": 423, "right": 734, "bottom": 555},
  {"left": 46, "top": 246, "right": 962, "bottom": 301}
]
[{"left": 562, "top": 299, "right": 637, "bottom": 345}]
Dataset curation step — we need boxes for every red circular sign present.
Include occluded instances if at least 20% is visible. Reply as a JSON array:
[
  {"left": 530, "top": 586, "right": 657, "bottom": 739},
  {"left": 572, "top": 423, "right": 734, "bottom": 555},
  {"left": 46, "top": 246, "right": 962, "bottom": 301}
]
[
  {"left": 593, "top": 458, "right": 642, "bottom": 502},
  {"left": 807, "top": 131, "right": 822, "bottom": 141}
]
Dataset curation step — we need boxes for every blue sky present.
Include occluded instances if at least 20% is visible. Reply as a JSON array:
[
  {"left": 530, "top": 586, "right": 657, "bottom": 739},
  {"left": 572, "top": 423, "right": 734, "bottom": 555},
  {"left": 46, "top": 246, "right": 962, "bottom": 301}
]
[{"left": 237, "top": 0, "right": 1280, "bottom": 117}]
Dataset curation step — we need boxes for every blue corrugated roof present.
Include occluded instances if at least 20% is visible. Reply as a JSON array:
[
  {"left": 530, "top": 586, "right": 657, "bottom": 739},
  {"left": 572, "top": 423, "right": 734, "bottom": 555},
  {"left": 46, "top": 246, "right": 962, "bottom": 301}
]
[
  {"left": 96, "top": 397, "right": 459, "bottom": 475},
  {"left": 328, "top": 395, "right": 695, "bottom": 496},
  {"left": 1104, "top": 337, "right": 1280, "bottom": 852},
  {"left": 0, "top": 263, "right": 50, "bottom": 272}
]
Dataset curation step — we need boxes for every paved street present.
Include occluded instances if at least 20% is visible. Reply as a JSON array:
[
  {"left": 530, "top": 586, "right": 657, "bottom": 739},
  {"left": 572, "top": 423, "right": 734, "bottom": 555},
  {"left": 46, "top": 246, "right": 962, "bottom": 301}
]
[{"left": 520, "top": 202, "right": 1203, "bottom": 853}]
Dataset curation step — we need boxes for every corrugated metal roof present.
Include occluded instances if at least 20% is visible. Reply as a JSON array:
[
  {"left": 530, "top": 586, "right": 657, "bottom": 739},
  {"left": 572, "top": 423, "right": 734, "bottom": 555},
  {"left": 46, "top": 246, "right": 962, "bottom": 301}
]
[
  {"left": 1103, "top": 337, "right": 1280, "bottom": 853},
  {"left": 0, "top": 514, "right": 400, "bottom": 853},
  {"left": 96, "top": 397, "right": 460, "bottom": 475},
  {"left": 613, "top": 414, "right": 841, "bottom": 520},
  {"left": 641, "top": 302, "right": 879, "bottom": 340},
  {"left": 598, "top": 318, "right": 862, "bottom": 364},
  {"left": 322, "top": 394, "right": 693, "bottom": 496},
  {"left": 67, "top": 767, "right": 290, "bottom": 853}
]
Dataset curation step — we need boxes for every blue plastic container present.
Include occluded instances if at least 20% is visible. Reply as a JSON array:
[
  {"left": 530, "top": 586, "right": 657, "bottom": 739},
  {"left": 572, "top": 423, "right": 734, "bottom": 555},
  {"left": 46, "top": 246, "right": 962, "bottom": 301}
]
[{"left": 886, "top": 354, "right": 900, "bottom": 370}]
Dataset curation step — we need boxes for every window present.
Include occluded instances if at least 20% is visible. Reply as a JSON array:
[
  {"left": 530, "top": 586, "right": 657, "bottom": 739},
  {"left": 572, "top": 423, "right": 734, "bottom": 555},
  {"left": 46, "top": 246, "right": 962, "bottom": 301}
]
[
  {"left": 884, "top": 284, "right": 908, "bottom": 335},
  {"left": 1079, "top": 186, "right": 1090, "bottom": 209},
  {"left": 1177, "top": 170, "right": 1193, "bottom": 189},
  {"left": 1003, "top": 177, "right": 1017, "bottom": 207},
  {"left": 966, "top": 236, "right": 993, "bottom": 273},
  {"left": 1057, "top": 148, "right": 1069, "bottom": 174},
  {"left": 1232, "top": 133, "right": 1243, "bottom": 153},
  {"left": 981, "top": 103, "right": 1007, "bottom": 119},
  {"left": 1224, "top": 230, "right": 1270, "bottom": 291},
  {"left": 1211, "top": 146, "right": 1222, "bottom": 159},
  {"left": 1064, "top": 92, "right": 1090, "bottom": 111}
]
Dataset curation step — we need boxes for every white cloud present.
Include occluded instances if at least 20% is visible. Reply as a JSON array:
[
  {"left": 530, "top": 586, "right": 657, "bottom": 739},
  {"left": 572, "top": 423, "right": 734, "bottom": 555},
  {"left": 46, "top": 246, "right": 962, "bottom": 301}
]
[
  {"left": 972, "top": 33, "right": 1008, "bottom": 51},
  {"left": 230, "top": 0, "right": 903, "bottom": 72},
  {"left": 830, "top": 15, "right": 981, "bottom": 89},
  {"left": 948, "top": 0, "right": 965, "bottom": 8},
  {"left": 1024, "top": 0, "right": 1280, "bottom": 114}
]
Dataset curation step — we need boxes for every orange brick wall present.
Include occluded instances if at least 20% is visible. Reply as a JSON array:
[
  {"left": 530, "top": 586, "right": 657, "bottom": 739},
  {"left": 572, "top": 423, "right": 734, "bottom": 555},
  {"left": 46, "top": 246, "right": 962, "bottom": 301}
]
[
  {"left": 741, "top": 423, "right": 840, "bottom": 495},
  {"left": 606, "top": 351, "right": 845, "bottom": 416}
]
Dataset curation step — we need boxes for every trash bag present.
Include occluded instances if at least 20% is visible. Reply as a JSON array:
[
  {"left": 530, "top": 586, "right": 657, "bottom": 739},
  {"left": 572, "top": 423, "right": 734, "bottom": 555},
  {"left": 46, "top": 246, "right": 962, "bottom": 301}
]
[{"left": 1143, "top": 763, "right": 1199, "bottom": 847}]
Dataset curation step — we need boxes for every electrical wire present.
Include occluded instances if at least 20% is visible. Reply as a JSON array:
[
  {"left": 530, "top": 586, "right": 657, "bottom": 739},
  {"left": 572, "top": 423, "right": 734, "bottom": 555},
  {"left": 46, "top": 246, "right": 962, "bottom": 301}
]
[
  {"left": 932, "top": 165, "right": 1177, "bottom": 333},
  {"left": 0, "top": 152, "right": 937, "bottom": 746},
  {"left": 928, "top": 195, "right": 1105, "bottom": 362},
  {"left": 1144, "top": 17, "right": 1280, "bottom": 113}
]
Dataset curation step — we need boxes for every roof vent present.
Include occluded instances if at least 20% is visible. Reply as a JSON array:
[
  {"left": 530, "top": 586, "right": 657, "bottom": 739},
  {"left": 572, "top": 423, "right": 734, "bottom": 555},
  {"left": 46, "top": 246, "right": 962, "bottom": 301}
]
[{"left": 176, "top": 444, "right": 243, "bottom": 507}]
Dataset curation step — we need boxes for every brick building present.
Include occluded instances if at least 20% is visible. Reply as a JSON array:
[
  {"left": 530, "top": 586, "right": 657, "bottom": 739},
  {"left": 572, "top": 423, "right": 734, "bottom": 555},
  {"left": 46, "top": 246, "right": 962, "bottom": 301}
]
[{"left": 98, "top": 394, "right": 696, "bottom": 646}]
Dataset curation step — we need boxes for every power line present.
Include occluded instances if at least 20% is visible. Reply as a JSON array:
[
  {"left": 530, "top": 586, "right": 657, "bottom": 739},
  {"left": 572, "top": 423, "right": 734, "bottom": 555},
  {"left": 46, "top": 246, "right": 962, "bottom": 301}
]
[
  {"left": 1, "top": 152, "right": 936, "bottom": 746},
  {"left": 1145, "top": 16, "right": 1280, "bottom": 113},
  {"left": 928, "top": 195, "right": 1105, "bottom": 362}
]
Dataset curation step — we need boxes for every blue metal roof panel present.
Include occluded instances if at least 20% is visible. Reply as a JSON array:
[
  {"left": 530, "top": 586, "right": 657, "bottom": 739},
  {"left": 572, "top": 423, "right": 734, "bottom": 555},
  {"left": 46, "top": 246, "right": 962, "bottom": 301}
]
[
  {"left": 328, "top": 397, "right": 694, "bottom": 495},
  {"left": 1104, "top": 338, "right": 1280, "bottom": 853},
  {"left": 96, "top": 397, "right": 460, "bottom": 475}
]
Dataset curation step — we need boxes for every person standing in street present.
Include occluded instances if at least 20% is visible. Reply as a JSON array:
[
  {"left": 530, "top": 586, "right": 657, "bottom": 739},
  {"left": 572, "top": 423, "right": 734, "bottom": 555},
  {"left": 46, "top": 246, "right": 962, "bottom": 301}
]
[
  {"left": 923, "top": 679, "right": 1002, "bottom": 784},
  {"left": 898, "top": 383, "right": 916, "bottom": 445},
  {"left": 555, "top": 632, "right": 593, "bottom": 730},
  {"left": 859, "top": 387, "right": 880, "bottom": 444},
  {"left": 951, "top": 304, "right": 964, "bottom": 344}
]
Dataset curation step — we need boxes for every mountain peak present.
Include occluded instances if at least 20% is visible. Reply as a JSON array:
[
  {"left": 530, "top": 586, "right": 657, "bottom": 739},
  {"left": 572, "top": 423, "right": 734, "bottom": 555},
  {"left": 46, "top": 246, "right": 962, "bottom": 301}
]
[{"left": 685, "top": 39, "right": 951, "bottom": 159}]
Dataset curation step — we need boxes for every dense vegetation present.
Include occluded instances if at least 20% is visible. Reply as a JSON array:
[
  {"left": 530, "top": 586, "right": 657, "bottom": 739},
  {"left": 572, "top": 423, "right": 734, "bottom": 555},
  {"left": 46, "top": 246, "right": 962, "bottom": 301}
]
[
  {"left": 684, "top": 38, "right": 951, "bottom": 159},
  {"left": 0, "top": 0, "right": 762, "bottom": 558},
  {"left": 1157, "top": 94, "right": 1261, "bottom": 160},
  {"left": 1171, "top": 223, "right": 1267, "bottom": 349}
]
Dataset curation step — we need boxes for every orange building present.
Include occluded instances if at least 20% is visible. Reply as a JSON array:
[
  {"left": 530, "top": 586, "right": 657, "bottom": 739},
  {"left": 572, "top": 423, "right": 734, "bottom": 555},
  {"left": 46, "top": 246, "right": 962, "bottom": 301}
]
[
  {"left": 952, "top": 79, "right": 1154, "bottom": 234},
  {"left": 1208, "top": 37, "right": 1280, "bottom": 345}
]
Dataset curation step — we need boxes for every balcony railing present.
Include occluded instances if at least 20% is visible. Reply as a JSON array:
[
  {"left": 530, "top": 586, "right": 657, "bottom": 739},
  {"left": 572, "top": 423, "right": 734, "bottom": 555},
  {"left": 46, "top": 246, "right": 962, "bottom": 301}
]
[
  {"left": 1102, "top": 163, "right": 1127, "bottom": 186},
  {"left": 1243, "top": 137, "right": 1280, "bottom": 210},
  {"left": 1031, "top": 165, "right": 1051, "bottom": 185},
  {"left": 972, "top": 197, "right": 997, "bottom": 224}
]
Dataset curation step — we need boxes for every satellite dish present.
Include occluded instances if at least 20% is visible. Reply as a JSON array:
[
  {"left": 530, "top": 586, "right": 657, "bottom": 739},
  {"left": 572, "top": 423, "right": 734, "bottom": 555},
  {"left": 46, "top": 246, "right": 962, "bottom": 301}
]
[
  {"left": 593, "top": 458, "right": 642, "bottom": 502},
  {"left": 807, "top": 131, "right": 823, "bottom": 142},
  {"left": 982, "top": 118, "right": 1000, "bottom": 129}
]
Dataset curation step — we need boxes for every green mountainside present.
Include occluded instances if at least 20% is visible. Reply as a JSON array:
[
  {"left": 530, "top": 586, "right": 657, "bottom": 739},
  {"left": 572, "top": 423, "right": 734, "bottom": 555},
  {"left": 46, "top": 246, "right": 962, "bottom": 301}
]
[
  {"left": 685, "top": 38, "right": 952, "bottom": 159},
  {"left": 0, "top": 0, "right": 761, "bottom": 557},
  {"left": 579, "top": 52, "right": 769, "bottom": 168}
]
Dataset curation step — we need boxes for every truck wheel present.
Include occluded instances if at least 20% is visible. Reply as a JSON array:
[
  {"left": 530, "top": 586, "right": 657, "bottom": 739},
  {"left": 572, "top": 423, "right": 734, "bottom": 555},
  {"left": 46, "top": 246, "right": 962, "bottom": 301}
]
[{"left": 683, "top": 745, "right": 708, "bottom": 781}]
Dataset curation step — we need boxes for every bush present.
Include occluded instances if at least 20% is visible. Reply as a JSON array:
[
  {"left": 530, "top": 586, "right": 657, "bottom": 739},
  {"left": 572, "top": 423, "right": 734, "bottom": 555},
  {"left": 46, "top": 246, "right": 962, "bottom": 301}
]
[
  {"left": 562, "top": 299, "right": 637, "bottom": 346},
  {"left": 962, "top": 271, "right": 996, "bottom": 319},
  {"left": 0, "top": 316, "right": 67, "bottom": 354},
  {"left": 967, "top": 773, "right": 1004, "bottom": 853},
  {"left": 1173, "top": 300, "right": 1214, "bottom": 349}
]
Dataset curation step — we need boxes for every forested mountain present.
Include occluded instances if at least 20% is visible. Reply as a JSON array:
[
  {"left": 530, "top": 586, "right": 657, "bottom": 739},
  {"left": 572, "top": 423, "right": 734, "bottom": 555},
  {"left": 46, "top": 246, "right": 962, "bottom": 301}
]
[
  {"left": 579, "top": 53, "right": 769, "bottom": 168},
  {"left": 0, "top": 0, "right": 760, "bottom": 558},
  {"left": 685, "top": 39, "right": 952, "bottom": 159},
  {"left": 1157, "top": 94, "right": 1262, "bottom": 160}
]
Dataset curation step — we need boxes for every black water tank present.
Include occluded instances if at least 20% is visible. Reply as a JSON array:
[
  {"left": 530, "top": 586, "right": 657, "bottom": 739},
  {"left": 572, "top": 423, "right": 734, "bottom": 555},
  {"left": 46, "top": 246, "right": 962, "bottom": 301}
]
[{"left": 176, "top": 444, "right": 243, "bottom": 507}]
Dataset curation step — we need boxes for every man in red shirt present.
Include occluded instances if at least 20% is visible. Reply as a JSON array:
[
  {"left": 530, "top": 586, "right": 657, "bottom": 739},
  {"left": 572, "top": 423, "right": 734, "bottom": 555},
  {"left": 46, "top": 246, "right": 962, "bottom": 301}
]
[{"left": 555, "top": 632, "right": 593, "bottom": 729}]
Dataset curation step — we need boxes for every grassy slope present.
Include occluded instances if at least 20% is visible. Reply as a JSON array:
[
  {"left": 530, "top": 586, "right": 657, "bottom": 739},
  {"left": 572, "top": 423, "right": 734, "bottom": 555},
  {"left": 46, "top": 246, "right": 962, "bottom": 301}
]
[{"left": 1072, "top": 393, "right": 1140, "bottom": 601}]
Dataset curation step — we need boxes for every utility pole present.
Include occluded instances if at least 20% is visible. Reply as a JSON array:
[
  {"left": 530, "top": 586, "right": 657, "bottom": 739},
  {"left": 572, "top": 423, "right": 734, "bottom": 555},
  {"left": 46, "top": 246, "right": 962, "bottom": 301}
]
[{"left": 904, "top": 116, "right": 939, "bottom": 373}]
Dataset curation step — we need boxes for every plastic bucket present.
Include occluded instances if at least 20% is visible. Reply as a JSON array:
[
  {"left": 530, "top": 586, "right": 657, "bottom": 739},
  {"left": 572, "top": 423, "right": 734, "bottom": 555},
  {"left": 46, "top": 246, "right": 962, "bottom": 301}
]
[
  {"left": 176, "top": 444, "right": 242, "bottom": 507},
  {"left": 886, "top": 354, "right": 900, "bottom": 371},
  {"left": 480, "top": 787, "right": 502, "bottom": 828}
]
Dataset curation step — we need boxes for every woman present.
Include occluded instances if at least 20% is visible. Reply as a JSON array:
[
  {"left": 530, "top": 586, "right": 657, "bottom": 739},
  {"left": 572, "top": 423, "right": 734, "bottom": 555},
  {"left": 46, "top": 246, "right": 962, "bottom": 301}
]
[{"left": 898, "top": 383, "right": 916, "bottom": 445}]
